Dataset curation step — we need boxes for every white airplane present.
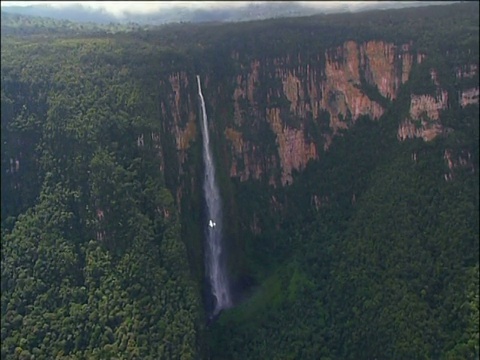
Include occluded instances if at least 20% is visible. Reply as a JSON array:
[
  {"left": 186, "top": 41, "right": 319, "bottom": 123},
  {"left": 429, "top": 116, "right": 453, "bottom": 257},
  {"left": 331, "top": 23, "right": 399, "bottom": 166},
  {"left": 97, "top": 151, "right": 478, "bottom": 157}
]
[{"left": 209, "top": 220, "right": 216, "bottom": 228}]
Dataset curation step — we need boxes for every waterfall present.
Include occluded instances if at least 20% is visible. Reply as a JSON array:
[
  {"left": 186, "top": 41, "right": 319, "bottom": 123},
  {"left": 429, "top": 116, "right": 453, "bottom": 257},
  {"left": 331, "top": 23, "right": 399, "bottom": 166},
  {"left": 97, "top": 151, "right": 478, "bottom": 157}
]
[{"left": 196, "top": 75, "right": 232, "bottom": 316}]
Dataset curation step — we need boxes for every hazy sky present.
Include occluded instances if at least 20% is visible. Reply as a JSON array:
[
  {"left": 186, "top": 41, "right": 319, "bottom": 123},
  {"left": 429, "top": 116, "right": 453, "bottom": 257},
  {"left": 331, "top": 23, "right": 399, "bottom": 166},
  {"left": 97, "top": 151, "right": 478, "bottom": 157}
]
[{"left": 0, "top": 1, "right": 410, "bottom": 17}]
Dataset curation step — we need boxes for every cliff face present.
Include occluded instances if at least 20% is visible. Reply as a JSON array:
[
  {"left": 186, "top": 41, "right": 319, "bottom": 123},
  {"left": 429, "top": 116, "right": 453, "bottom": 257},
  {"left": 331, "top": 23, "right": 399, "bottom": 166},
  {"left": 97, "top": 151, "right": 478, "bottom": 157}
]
[
  {"left": 397, "top": 90, "right": 449, "bottom": 142},
  {"left": 219, "top": 40, "right": 418, "bottom": 185},
  {"left": 157, "top": 41, "right": 477, "bottom": 188},
  {"left": 455, "top": 64, "right": 479, "bottom": 107},
  {"left": 460, "top": 87, "right": 479, "bottom": 107},
  {"left": 266, "top": 107, "right": 317, "bottom": 185},
  {"left": 443, "top": 148, "right": 475, "bottom": 182},
  {"left": 135, "top": 71, "right": 198, "bottom": 178},
  {"left": 397, "top": 64, "right": 479, "bottom": 143},
  {"left": 162, "top": 71, "right": 198, "bottom": 167}
]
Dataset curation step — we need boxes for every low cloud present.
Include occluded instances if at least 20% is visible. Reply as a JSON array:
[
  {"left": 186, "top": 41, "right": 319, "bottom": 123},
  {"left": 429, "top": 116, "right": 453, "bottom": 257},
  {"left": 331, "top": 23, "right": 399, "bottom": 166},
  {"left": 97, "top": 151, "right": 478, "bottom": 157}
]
[
  {"left": 1, "top": 1, "right": 453, "bottom": 19},
  {"left": 2, "top": 1, "right": 257, "bottom": 18}
]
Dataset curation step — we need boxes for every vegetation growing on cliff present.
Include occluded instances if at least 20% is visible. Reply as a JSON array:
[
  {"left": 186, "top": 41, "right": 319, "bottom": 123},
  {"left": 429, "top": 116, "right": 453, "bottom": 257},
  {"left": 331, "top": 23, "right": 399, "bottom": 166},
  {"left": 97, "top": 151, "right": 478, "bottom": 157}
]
[
  {"left": 1, "top": 36, "right": 202, "bottom": 359},
  {"left": 1, "top": 2, "right": 479, "bottom": 359}
]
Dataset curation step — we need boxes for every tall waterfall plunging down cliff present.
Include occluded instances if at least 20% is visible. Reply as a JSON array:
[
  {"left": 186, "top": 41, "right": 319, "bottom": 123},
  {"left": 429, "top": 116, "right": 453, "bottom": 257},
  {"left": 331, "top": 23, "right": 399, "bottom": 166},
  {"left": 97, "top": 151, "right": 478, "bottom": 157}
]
[{"left": 196, "top": 75, "right": 232, "bottom": 316}]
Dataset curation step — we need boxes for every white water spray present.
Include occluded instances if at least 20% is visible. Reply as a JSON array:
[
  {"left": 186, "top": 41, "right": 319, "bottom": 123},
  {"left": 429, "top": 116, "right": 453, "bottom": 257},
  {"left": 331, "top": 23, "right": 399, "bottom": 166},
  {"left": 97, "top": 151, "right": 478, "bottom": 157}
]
[{"left": 196, "top": 75, "right": 232, "bottom": 315}]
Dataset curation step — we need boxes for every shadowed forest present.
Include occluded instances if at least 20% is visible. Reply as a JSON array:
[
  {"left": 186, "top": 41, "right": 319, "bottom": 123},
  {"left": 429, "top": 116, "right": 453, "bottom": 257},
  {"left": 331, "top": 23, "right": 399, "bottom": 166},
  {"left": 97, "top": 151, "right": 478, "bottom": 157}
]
[{"left": 1, "top": 2, "right": 479, "bottom": 359}]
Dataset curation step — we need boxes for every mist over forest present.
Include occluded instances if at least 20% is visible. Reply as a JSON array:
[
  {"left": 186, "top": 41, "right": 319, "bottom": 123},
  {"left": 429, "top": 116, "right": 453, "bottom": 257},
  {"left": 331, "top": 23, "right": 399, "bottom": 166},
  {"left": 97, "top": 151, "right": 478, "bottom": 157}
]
[
  {"left": 1, "top": 1, "right": 478, "bottom": 359},
  {"left": 1, "top": 1, "right": 453, "bottom": 25}
]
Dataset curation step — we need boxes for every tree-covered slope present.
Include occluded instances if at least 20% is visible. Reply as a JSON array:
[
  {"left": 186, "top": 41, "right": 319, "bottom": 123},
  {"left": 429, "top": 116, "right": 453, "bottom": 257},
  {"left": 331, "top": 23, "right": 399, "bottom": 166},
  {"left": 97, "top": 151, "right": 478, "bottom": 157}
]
[
  {"left": 331, "top": 138, "right": 479, "bottom": 359},
  {"left": 209, "top": 104, "right": 479, "bottom": 359},
  {"left": 1, "top": 2, "right": 479, "bottom": 359},
  {"left": 1, "top": 36, "right": 202, "bottom": 359},
  {"left": 203, "top": 4, "right": 479, "bottom": 357}
]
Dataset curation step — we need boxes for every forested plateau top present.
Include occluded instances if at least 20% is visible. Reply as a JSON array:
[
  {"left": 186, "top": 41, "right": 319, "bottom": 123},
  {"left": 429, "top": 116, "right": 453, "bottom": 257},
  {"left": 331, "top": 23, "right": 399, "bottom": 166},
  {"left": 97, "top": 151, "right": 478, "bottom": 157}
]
[{"left": 1, "top": 2, "right": 479, "bottom": 359}]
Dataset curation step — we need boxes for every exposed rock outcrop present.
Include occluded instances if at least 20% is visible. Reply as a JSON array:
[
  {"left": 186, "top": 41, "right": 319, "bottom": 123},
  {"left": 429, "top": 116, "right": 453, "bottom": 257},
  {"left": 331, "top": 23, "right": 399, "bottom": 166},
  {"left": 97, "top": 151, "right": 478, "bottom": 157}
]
[
  {"left": 322, "top": 41, "right": 385, "bottom": 131},
  {"left": 161, "top": 72, "right": 198, "bottom": 167},
  {"left": 225, "top": 40, "right": 419, "bottom": 184},
  {"left": 397, "top": 91, "right": 448, "bottom": 141},
  {"left": 444, "top": 149, "right": 475, "bottom": 181},
  {"left": 267, "top": 107, "right": 317, "bottom": 185},
  {"left": 225, "top": 127, "right": 277, "bottom": 184},
  {"left": 460, "top": 87, "right": 479, "bottom": 107},
  {"left": 397, "top": 67, "right": 450, "bottom": 142},
  {"left": 409, "top": 91, "right": 448, "bottom": 121},
  {"left": 161, "top": 41, "right": 475, "bottom": 187},
  {"left": 455, "top": 64, "right": 478, "bottom": 79},
  {"left": 360, "top": 41, "right": 413, "bottom": 99}
]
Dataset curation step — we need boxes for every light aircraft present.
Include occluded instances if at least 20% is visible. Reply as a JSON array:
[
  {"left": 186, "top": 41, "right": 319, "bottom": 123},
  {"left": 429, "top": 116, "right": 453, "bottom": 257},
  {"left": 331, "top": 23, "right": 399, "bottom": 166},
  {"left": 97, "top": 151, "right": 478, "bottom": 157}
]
[{"left": 209, "top": 220, "right": 216, "bottom": 228}]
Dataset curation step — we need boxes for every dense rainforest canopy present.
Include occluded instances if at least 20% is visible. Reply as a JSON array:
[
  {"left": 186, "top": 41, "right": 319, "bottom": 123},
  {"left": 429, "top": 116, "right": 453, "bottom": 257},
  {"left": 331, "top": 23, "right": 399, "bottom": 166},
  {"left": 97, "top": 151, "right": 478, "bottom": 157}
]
[{"left": 1, "top": 2, "right": 479, "bottom": 359}]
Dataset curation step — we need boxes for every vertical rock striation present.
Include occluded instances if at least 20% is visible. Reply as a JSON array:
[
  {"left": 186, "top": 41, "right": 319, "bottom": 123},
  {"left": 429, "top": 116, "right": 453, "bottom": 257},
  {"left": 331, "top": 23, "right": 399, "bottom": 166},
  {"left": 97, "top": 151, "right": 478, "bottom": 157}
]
[
  {"left": 157, "top": 41, "right": 475, "bottom": 187},
  {"left": 224, "top": 40, "right": 419, "bottom": 185}
]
